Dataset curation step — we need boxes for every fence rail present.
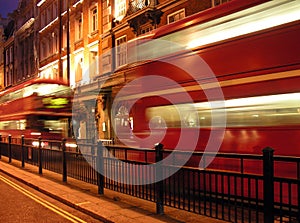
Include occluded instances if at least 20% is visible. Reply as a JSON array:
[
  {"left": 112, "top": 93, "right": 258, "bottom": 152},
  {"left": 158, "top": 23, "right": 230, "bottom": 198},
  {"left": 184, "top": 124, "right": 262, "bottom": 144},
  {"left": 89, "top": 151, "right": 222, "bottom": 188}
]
[{"left": 0, "top": 134, "right": 299, "bottom": 222}]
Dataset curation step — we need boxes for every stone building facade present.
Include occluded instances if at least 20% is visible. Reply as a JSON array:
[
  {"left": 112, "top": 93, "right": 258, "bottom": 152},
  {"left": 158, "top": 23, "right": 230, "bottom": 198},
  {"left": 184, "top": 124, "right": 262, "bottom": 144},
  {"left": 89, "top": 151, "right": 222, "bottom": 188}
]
[{"left": 3, "top": 0, "right": 38, "bottom": 88}]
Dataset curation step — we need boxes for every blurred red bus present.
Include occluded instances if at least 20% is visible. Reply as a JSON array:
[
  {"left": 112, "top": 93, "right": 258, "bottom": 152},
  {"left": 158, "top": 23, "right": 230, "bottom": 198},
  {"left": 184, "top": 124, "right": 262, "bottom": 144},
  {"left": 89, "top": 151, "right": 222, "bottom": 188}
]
[
  {"left": 0, "top": 78, "right": 72, "bottom": 140},
  {"left": 108, "top": 0, "right": 300, "bottom": 206},
  {"left": 112, "top": 0, "right": 300, "bottom": 157}
]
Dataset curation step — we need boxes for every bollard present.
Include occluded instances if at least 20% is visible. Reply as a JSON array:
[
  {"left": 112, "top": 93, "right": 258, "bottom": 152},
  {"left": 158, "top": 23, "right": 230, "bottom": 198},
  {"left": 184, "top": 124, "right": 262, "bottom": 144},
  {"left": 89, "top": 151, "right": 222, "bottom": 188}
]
[
  {"left": 21, "top": 135, "right": 25, "bottom": 168},
  {"left": 62, "top": 138, "right": 67, "bottom": 182},
  {"left": 262, "top": 147, "right": 274, "bottom": 223},
  {"left": 38, "top": 137, "right": 42, "bottom": 174},
  {"left": 155, "top": 143, "right": 164, "bottom": 215},
  {"left": 97, "top": 140, "right": 104, "bottom": 195},
  {"left": 8, "top": 135, "right": 12, "bottom": 163}
]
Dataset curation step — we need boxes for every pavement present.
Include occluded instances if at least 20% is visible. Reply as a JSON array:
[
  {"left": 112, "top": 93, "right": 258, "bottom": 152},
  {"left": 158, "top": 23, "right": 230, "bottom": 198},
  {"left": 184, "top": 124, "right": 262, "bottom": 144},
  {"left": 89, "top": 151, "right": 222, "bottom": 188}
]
[{"left": 0, "top": 157, "right": 227, "bottom": 223}]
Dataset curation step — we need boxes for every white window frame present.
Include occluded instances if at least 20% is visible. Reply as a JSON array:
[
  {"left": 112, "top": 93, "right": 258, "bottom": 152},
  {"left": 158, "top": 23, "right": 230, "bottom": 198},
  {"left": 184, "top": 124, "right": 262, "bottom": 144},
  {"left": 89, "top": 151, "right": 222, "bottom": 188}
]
[
  {"left": 116, "top": 35, "right": 127, "bottom": 68},
  {"left": 167, "top": 9, "right": 185, "bottom": 24},
  {"left": 115, "top": 0, "right": 126, "bottom": 20},
  {"left": 75, "top": 13, "right": 83, "bottom": 41},
  {"left": 90, "top": 5, "right": 98, "bottom": 33}
]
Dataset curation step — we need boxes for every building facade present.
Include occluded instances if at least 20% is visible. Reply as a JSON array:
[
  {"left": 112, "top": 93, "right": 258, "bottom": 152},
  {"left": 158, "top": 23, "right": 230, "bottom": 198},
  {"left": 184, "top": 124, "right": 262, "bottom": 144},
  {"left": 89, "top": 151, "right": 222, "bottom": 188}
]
[
  {"left": 2, "top": 0, "right": 38, "bottom": 88},
  {"left": 0, "top": 16, "right": 9, "bottom": 90},
  {"left": 71, "top": 0, "right": 230, "bottom": 140}
]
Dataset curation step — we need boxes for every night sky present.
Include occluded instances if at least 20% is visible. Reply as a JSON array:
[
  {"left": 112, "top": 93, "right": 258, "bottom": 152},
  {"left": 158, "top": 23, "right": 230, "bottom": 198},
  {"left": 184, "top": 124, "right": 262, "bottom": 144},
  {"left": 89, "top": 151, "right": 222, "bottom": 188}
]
[{"left": 0, "top": 0, "right": 18, "bottom": 18}]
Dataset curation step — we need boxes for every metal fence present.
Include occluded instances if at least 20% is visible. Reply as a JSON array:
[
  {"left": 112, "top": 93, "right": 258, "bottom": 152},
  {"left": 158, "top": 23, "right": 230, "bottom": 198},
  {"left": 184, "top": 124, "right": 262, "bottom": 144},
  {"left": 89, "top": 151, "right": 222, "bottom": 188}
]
[{"left": 0, "top": 135, "right": 299, "bottom": 223}]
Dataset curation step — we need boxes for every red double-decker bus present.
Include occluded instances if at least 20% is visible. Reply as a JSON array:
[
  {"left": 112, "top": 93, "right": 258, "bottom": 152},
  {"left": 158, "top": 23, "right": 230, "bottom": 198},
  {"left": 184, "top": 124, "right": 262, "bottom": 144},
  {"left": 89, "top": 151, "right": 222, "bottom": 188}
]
[
  {"left": 112, "top": 0, "right": 300, "bottom": 158},
  {"left": 0, "top": 78, "right": 72, "bottom": 140},
  {"left": 107, "top": 0, "right": 300, "bottom": 208}
]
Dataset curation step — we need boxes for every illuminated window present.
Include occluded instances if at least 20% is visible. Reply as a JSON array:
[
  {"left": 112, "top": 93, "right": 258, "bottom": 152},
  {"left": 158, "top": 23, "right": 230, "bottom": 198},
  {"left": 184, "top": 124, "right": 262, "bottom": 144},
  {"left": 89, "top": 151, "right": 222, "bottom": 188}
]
[
  {"left": 75, "top": 14, "right": 83, "bottom": 40},
  {"left": 116, "top": 35, "right": 127, "bottom": 67},
  {"left": 75, "top": 57, "right": 83, "bottom": 82},
  {"left": 63, "top": 24, "right": 67, "bottom": 48},
  {"left": 52, "top": 31, "right": 58, "bottom": 53},
  {"left": 115, "top": 0, "right": 126, "bottom": 20},
  {"left": 90, "top": 6, "right": 98, "bottom": 33},
  {"left": 89, "top": 50, "right": 98, "bottom": 78}
]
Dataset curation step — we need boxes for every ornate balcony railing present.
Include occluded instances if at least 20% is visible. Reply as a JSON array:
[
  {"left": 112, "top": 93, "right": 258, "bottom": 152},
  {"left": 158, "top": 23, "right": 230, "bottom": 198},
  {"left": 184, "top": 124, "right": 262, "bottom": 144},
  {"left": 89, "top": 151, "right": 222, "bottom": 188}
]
[{"left": 127, "top": 0, "right": 151, "bottom": 15}]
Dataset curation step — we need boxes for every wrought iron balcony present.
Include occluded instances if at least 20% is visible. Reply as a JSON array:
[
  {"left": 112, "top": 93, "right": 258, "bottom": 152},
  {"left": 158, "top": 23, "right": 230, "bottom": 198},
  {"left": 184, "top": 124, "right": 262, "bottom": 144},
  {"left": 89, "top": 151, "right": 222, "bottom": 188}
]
[{"left": 127, "top": 0, "right": 151, "bottom": 15}]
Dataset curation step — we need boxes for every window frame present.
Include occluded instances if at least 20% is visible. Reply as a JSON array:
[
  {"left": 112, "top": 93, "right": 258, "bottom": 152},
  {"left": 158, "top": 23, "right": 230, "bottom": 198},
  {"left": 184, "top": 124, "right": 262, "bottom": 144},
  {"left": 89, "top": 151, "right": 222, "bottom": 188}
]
[
  {"left": 115, "top": 35, "right": 127, "bottom": 68},
  {"left": 167, "top": 8, "right": 185, "bottom": 24},
  {"left": 90, "top": 5, "right": 98, "bottom": 33}
]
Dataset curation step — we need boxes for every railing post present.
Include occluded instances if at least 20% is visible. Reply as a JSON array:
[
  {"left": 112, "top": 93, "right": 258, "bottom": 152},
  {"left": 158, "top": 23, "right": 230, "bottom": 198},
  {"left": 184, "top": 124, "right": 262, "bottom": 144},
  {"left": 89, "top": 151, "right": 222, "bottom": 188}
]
[
  {"left": 155, "top": 143, "right": 164, "bottom": 215},
  {"left": 62, "top": 138, "right": 67, "bottom": 182},
  {"left": 262, "top": 147, "right": 274, "bottom": 223},
  {"left": 21, "top": 135, "right": 25, "bottom": 168},
  {"left": 97, "top": 140, "right": 104, "bottom": 195},
  {"left": 0, "top": 134, "right": 2, "bottom": 159},
  {"left": 38, "top": 137, "right": 42, "bottom": 174},
  {"left": 8, "top": 135, "right": 12, "bottom": 163},
  {"left": 298, "top": 162, "right": 300, "bottom": 223}
]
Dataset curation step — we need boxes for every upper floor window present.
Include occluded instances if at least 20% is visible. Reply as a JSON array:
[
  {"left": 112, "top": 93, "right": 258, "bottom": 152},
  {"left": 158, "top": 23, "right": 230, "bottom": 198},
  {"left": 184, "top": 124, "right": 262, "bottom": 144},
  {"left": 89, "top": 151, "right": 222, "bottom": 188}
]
[
  {"left": 47, "top": 5, "right": 52, "bottom": 23},
  {"left": 63, "top": 25, "right": 67, "bottom": 48},
  {"left": 75, "top": 14, "right": 83, "bottom": 41},
  {"left": 5, "top": 49, "right": 9, "bottom": 65},
  {"left": 115, "top": 0, "right": 126, "bottom": 20},
  {"left": 52, "top": 32, "right": 58, "bottom": 53},
  {"left": 90, "top": 6, "right": 98, "bottom": 33},
  {"left": 62, "top": 0, "right": 68, "bottom": 12},
  {"left": 53, "top": 1, "right": 58, "bottom": 18},
  {"left": 116, "top": 35, "right": 127, "bottom": 67},
  {"left": 140, "top": 26, "right": 153, "bottom": 35},
  {"left": 167, "top": 9, "right": 185, "bottom": 24},
  {"left": 41, "top": 11, "right": 46, "bottom": 28},
  {"left": 212, "top": 0, "right": 230, "bottom": 7},
  {"left": 9, "top": 47, "right": 13, "bottom": 63}
]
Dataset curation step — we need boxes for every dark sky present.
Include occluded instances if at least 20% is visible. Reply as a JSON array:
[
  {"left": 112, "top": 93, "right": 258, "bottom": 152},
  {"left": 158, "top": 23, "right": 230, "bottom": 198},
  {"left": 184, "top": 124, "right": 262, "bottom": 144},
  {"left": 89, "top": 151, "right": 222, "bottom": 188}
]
[{"left": 0, "top": 0, "right": 18, "bottom": 18}]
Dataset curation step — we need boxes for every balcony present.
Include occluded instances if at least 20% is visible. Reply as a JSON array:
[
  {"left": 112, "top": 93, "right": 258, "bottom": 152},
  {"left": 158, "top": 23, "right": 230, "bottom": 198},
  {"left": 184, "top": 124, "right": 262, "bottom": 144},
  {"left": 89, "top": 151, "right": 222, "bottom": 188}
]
[
  {"left": 126, "top": 0, "right": 162, "bottom": 35},
  {"left": 127, "top": 0, "right": 150, "bottom": 15}
]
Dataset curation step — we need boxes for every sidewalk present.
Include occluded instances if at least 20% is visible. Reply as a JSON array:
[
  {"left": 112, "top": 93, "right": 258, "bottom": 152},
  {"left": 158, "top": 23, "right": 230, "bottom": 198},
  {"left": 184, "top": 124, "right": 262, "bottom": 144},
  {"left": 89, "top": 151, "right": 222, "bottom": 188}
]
[{"left": 0, "top": 157, "right": 226, "bottom": 223}]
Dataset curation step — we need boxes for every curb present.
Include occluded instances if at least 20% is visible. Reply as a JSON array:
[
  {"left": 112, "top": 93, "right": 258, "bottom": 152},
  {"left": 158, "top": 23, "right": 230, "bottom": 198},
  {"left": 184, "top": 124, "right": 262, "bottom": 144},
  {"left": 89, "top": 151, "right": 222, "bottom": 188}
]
[{"left": 0, "top": 167, "right": 114, "bottom": 223}]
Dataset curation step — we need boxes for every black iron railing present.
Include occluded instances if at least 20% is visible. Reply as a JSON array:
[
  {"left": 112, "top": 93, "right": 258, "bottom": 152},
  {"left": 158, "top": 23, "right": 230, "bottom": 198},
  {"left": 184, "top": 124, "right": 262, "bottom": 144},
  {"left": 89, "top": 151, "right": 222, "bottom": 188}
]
[
  {"left": 0, "top": 134, "right": 299, "bottom": 222},
  {"left": 127, "top": 0, "right": 150, "bottom": 15}
]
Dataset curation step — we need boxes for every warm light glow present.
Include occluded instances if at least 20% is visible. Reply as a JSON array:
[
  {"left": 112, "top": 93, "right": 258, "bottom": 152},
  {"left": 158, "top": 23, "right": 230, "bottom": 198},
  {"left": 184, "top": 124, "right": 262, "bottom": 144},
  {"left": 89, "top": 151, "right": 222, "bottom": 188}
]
[
  {"left": 153, "top": 0, "right": 300, "bottom": 50},
  {"left": 66, "top": 143, "right": 78, "bottom": 148},
  {"left": 37, "top": 0, "right": 46, "bottom": 7},
  {"left": 186, "top": 0, "right": 300, "bottom": 48},
  {"left": 194, "top": 92, "right": 300, "bottom": 110},
  {"left": 31, "top": 132, "right": 42, "bottom": 136}
]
